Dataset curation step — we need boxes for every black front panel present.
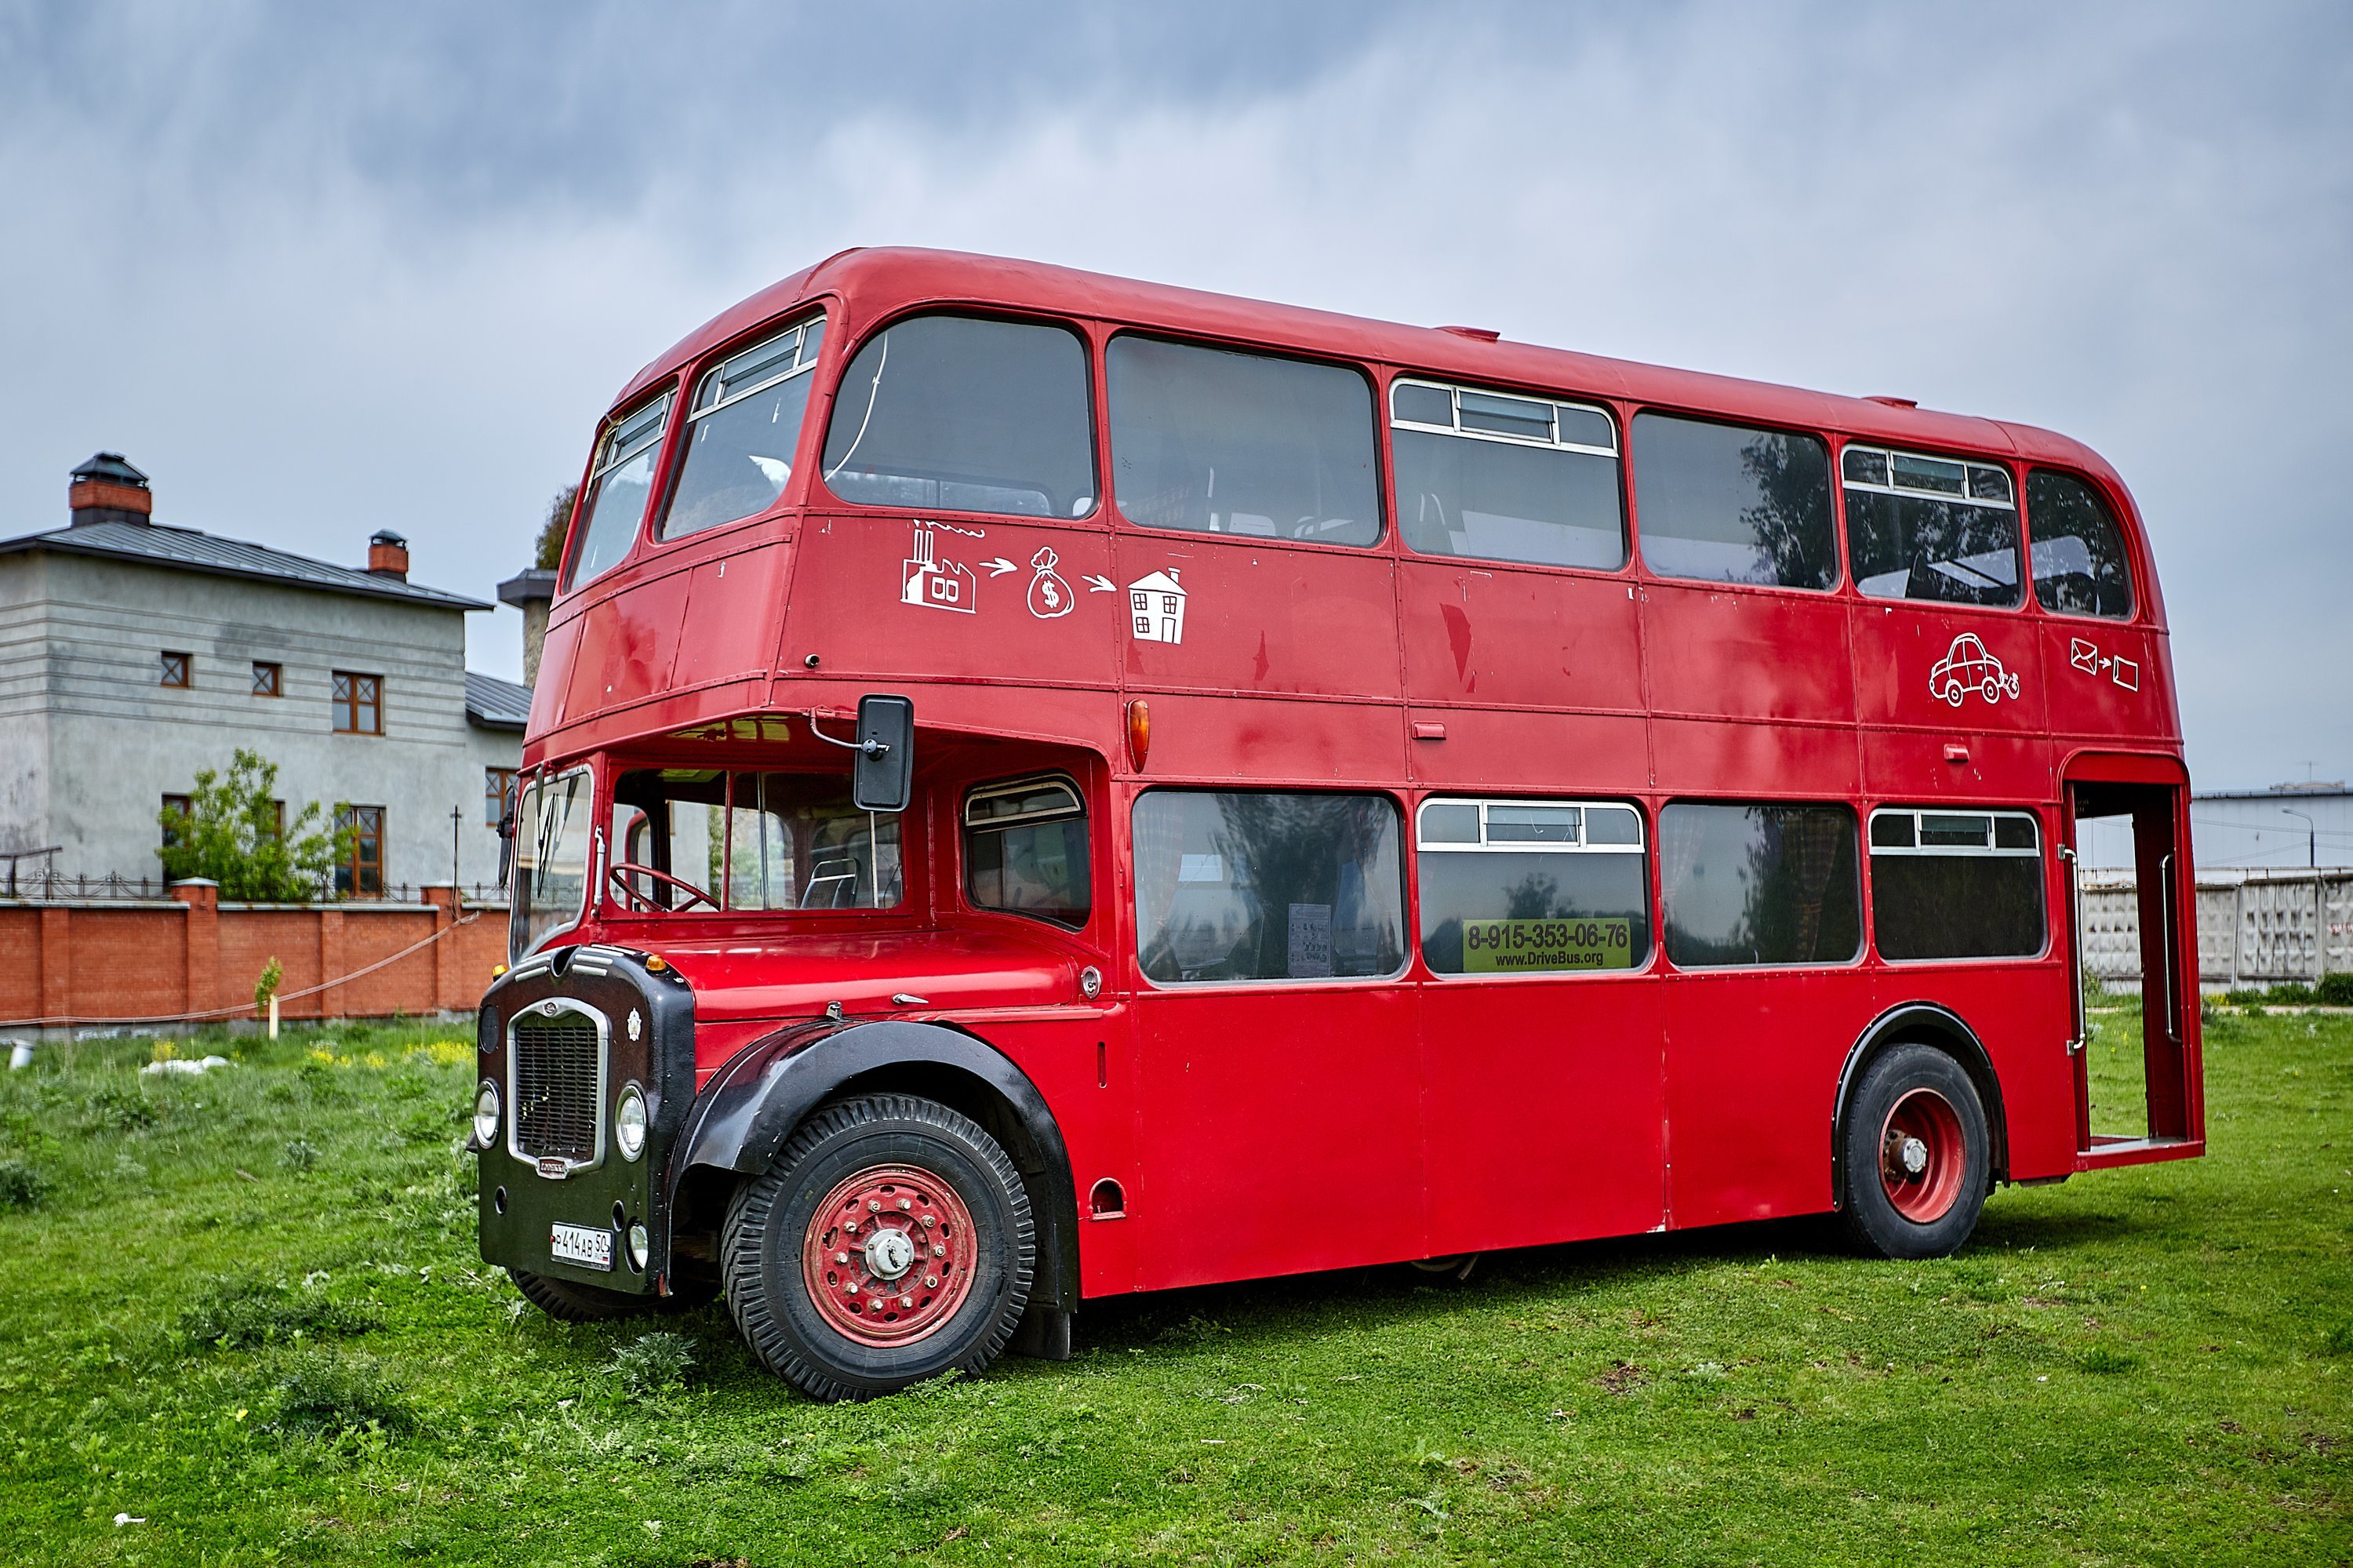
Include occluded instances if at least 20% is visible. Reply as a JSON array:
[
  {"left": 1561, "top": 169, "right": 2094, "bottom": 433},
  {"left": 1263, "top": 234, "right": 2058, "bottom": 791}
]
[{"left": 475, "top": 945, "right": 696, "bottom": 1296}]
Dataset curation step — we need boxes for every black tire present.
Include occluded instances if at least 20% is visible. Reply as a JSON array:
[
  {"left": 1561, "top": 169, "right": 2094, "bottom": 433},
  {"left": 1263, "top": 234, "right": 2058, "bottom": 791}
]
[
  {"left": 1838, "top": 1042, "right": 1991, "bottom": 1260},
  {"left": 507, "top": 1266, "right": 647, "bottom": 1322},
  {"left": 722, "top": 1093, "right": 1034, "bottom": 1402},
  {"left": 507, "top": 1267, "right": 715, "bottom": 1322}
]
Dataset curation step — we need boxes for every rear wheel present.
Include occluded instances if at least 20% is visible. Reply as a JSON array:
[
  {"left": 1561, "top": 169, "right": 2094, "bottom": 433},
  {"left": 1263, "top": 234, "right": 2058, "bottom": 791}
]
[
  {"left": 1838, "top": 1043, "right": 1990, "bottom": 1259},
  {"left": 722, "top": 1093, "right": 1035, "bottom": 1401}
]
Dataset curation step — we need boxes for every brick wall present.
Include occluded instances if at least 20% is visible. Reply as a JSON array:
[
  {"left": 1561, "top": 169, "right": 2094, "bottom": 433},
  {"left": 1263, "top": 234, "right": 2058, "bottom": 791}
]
[{"left": 0, "top": 881, "right": 510, "bottom": 1036}]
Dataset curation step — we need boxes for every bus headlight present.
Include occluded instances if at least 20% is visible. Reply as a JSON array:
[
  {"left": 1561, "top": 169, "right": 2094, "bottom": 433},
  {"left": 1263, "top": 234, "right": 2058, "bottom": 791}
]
[
  {"left": 615, "top": 1083, "right": 648, "bottom": 1161},
  {"left": 472, "top": 1079, "right": 500, "bottom": 1147}
]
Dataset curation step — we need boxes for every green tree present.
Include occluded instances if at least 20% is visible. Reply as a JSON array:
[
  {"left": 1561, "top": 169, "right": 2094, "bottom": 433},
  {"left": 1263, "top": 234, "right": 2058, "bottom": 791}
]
[
  {"left": 534, "top": 485, "right": 578, "bottom": 571},
  {"left": 156, "top": 750, "right": 351, "bottom": 901}
]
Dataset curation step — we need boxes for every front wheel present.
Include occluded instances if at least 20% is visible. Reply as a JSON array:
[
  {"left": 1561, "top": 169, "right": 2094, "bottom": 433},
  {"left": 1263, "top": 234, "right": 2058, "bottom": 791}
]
[
  {"left": 1838, "top": 1043, "right": 1990, "bottom": 1259},
  {"left": 723, "top": 1093, "right": 1035, "bottom": 1401}
]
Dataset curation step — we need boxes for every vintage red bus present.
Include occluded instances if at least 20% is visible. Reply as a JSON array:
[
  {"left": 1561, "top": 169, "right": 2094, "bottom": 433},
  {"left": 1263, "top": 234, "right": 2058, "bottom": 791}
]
[{"left": 475, "top": 248, "right": 2201, "bottom": 1400}]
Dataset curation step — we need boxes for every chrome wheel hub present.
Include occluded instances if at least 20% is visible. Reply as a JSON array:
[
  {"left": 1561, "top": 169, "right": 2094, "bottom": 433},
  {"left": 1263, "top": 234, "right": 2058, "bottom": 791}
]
[{"left": 863, "top": 1226, "right": 917, "bottom": 1280}]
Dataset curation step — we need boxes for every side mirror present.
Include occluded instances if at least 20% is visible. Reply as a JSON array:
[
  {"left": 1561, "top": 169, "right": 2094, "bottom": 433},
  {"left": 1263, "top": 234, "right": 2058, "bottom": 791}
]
[
  {"left": 852, "top": 694, "right": 915, "bottom": 813},
  {"left": 496, "top": 781, "right": 518, "bottom": 888}
]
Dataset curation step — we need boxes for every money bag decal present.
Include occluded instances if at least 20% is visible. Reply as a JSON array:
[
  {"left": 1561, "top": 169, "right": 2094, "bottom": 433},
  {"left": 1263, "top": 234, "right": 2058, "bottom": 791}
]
[{"left": 1027, "top": 546, "right": 1075, "bottom": 620}]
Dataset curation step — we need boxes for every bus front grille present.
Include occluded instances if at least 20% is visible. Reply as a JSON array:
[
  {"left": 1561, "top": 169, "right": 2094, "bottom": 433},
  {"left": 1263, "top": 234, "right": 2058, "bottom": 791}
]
[{"left": 511, "top": 1011, "right": 602, "bottom": 1164}]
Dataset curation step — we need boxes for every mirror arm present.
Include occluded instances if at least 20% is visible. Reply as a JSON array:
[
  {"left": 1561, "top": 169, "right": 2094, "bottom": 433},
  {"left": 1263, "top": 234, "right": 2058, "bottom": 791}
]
[{"left": 806, "top": 710, "right": 891, "bottom": 759}]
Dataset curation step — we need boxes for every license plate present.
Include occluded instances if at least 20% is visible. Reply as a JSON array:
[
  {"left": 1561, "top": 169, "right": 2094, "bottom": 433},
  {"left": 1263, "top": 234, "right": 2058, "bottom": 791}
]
[{"left": 549, "top": 1222, "right": 613, "bottom": 1271}]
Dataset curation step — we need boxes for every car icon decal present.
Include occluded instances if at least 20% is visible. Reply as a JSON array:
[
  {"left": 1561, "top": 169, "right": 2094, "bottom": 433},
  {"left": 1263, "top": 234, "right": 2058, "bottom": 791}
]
[{"left": 1929, "top": 633, "right": 2020, "bottom": 707}]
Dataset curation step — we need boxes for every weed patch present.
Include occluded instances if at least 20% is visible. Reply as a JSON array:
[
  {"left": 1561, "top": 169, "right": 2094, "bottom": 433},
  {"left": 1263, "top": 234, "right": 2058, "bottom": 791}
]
[
  {"left": 0, "top": 1157, "right": 49, "bottom": 1210},
  {"left": 253, "top": 1348, "right": 412, "bottom": 1437},
  {"left": 180, "top": 1275, "right": 377, "bottom": 1350}
]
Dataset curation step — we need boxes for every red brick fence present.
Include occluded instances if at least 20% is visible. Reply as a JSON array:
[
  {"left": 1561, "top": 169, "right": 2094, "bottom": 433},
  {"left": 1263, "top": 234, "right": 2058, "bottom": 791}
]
[{"left": 0, "top": 881, "right": 509, "bottom": 1039}]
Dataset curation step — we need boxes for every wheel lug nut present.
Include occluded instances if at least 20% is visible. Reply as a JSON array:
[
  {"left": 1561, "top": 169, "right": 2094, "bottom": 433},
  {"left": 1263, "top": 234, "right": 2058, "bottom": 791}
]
[
  {"left": 932, "top": 1244, "right": 945, "bottom": 1257},
  {"left": 900, "top": 1296, "right": 913, "bottom": 1308},
  {"left": 923, "top": 1275, "right": 939, "bottom": 1289},
  {"left": 920, "top": 1214, "right": 934, "bottom": 1228},
  {"left": 835, "top": 1251, "right": 849, "bottom": 1264},
  {"left": 867, "top": 1199, "right": 882, "bottom": 1212}
]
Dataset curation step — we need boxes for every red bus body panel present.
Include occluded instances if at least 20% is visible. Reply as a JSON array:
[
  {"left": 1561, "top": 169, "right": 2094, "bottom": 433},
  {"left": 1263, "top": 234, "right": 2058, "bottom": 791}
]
[{"left": 522, "top": 249, "right": 2198, "bottom": 1298}]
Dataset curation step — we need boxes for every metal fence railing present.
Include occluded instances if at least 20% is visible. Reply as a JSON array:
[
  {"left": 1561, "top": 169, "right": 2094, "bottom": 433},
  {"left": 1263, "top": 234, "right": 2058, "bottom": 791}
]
[
  {"left": 2080, "top": 868, "right": 2353, "bottom": 988},
  {"left": 0, "top": 870, "right": 511, "bottom": 907}
]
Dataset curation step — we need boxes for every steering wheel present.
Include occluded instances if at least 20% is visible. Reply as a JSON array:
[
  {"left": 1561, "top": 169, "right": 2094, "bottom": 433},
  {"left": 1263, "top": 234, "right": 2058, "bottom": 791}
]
[{"left": 606, "top": 861, "right": 720, "bottom": 914}]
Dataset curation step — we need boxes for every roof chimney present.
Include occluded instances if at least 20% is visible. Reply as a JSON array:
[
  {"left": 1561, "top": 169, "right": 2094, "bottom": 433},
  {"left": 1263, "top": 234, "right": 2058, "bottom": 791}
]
[
  {"left": 368, "top": 529, "right": 410, "bottom": 580},
  {"left": 68, "top": 453, "right": 151, "bottom": 526}
]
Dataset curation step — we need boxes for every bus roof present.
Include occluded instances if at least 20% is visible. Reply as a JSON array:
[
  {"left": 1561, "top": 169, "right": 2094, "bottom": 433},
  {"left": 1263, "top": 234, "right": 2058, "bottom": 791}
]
[{"left": 612, "top": 246, "right": 2133, "bottom": 500}]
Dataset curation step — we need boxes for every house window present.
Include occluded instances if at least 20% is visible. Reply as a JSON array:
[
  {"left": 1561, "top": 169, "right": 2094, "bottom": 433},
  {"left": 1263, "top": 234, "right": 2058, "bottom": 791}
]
[
  {"left": 336, "top": 805, "right": 385, "bottom": 896},
  {"left": 332, "top": 671, "right": 382, "bottom": 734},
  {"left": 266, "top": 799, "right": 285, "bottom": 841},
  {"left": 159, "top": 652, "right": 191, "bottom": 688},
  {"left": 485, "top": 767, "right": 517, "bottom": 828},
  {"left": 252, "top": 660, "right": 282, "bottom": 697},
  {"left": 161, "top": 793, "right": 192, "bottom": 849}
]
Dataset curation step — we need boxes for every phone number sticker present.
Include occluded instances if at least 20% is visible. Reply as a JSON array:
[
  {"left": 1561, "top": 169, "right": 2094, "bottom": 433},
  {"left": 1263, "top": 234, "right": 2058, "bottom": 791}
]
[{"left": 1460, "top": 916, "right": 1634, "bottom": 973}]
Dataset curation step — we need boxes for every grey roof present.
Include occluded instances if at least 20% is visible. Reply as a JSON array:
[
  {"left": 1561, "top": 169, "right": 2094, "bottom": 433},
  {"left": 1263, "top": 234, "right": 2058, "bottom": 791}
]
[
  {"left": 0, "top": 518, "right": 489, "bottom": 610},
  {"left": 72, "top": 452, "right": 149, "bottom": 486},
  {"left": 465, "top": 671, "right": 533, "bottom": 730},
  {"left": 498, "top": 566, "right": 558, "bottom": 606}
]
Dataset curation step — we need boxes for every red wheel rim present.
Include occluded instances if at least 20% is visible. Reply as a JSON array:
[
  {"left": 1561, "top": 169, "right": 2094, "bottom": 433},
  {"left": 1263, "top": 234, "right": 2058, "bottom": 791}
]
[
  {"left": 1878, "top": 1088, "right": 1966, "bottom": 1224},
  {"left": 802, "top": 1163, "right": 977, "bottom": 1348}
]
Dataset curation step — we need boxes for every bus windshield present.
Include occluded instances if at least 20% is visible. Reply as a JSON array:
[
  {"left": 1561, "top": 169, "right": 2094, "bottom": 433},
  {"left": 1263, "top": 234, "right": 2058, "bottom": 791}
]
[
  {"left": 511, "top": 767, "right": 594, "bottom": 962},
  {"left": 609, "top": 768, "right": 904, "bottom": 913}
]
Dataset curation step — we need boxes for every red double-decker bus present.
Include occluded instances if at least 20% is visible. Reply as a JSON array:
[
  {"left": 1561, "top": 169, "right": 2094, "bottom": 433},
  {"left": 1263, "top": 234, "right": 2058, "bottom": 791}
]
[{"left": 475, "top": 249, "right": 2201, "bottom": 1400}]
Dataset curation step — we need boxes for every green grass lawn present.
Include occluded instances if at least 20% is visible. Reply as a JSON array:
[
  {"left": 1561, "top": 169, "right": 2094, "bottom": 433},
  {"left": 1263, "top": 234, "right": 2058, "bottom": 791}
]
[{"left": 0, "top": 1006, "right": 2345, "bottom": 1566}]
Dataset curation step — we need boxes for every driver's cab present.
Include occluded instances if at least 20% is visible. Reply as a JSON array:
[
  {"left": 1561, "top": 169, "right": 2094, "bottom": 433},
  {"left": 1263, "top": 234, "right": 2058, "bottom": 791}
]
[{"left": 609, "top": 767, "right": 905, "bottom": 916}]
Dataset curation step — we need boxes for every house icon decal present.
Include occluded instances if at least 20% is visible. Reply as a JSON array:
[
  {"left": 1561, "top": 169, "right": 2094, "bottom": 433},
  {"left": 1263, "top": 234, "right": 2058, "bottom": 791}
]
[{"left": 1129, "top": 569, "right": 1186, "bottom": 645}]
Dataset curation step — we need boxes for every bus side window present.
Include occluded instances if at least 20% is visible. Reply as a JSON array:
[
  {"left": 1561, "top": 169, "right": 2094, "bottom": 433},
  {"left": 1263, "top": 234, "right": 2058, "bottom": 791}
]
[
  {"left": 1415, "top": 799, "right": 1650, "bottom": 975},
  {"left": 819, "top": 314, "right": 1096, "bottom": 519},
  {"left": 1631, "top": 414, "right": 1838, "bottom": 591},
  {"left": 2026, "top": 471, "right": 2135, "bottom": 619},
  {"left": 1658, "top": 802, "right": 1861, "bottom": 967},
  {"left": 1867, "top": 808, "right": 2045, "bottom": 961},
  {"left": 1108, "top": 337, "right": 1380, "bottom": 546},
  {"left": 1133, "top": 791, "right": 1405, "bottom": 983},
  {"left": 965, "top": 775, "right": 1090, "bottom": 930},
  {"left": 1391, "top": 380, "right": 1626, "bottom": 570},
  {"left": 1842, "top": 446, "right": 2023, "bottom": 607}
]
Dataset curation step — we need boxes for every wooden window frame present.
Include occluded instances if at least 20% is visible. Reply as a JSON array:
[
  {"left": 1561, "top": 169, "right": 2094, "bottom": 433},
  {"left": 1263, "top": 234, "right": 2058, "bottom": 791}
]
[
  {"left": 336, "top": 804, "right": 386, "bottom": 896},
  {"left": 251, "top": 660, "right": 282, "bottom": 697},
  {"left": 159, "top": 651, "right": 191, "bottom": 689},
  {"left": 331, "top": 671, "right": 383, "bottom": 735}
]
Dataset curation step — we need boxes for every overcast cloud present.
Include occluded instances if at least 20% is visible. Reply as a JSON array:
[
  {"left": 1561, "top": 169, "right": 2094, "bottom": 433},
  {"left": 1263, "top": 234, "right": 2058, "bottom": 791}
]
[{"left": 2, "top": 0, "right": 2345, "bottom": 786}]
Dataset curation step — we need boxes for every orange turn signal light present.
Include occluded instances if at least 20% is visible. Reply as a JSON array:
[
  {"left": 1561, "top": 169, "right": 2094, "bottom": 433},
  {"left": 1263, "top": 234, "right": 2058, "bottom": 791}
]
[{"left": 1126, "top": 699, "right": 1151, "bottom": 772}]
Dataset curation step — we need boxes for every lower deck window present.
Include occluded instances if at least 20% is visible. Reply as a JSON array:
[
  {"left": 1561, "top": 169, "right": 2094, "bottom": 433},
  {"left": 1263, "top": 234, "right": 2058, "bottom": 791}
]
[
  {"left": 1417, "top": 798, "right": 1650, "bottom": 974},
  {"left": 1869, "top": 808, "right": 2045, "bottom": 960},
  {"left": 1133, "top": 791, "right": 1404, "bottom": 983},
  {"left": 1660, "top": 802, "right": 1860, "bottom": 967},
  {"left": 966, "top": 776, "right": 1090, "bottom": 929}
]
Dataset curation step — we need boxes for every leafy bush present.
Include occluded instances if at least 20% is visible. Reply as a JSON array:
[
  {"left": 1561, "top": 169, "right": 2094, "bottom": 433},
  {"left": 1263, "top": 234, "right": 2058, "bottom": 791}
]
[
  {"left": 156, "top": 748, "right": 351, "bottom": 902},
  {"left": 2316, "top": 973, "right": 2353, "bottom": 1006},
  {"left": 2270, "top": 981, "right": 2315, "bottom": 1005},
  {"left": 182, "top": 1275, "right": 376, "bottom": 1350},
  {"left": 0, "top": 1158, "right": 51, "bottom": 1210},
  {"left": 607, "top": 1331, "right": 696, "bottom": 1399},
  {"left": 84, "top": 1082, "right": 159, "bottom": 1131},
  {"left": 256, "top": 1348, "right": 411, "bottom": 1436},
  {"left": 281, "top": 1138, "right": 320, "bottom": 1172},
  {"left": 2322, "top": 1324, "right": 2353, "bottom": 1357}
]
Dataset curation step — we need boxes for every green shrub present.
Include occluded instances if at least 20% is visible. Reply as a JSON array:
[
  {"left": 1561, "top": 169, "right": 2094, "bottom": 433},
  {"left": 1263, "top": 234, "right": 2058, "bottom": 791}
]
[
  {"left": 0, "top": 1158, "right": 51, "bottom": 1210},
  {"left": 2315, "top": 973, "right": 2353, "bottom": 1006},
  {"left": 182, "top": 1276, "right": 376, "bottom": 1350},
  {"left": 2271, "top": 981, "right": 2315, "bottom": 1005},
  {"left": 280, "top": 1138, "right": 320, "bottom": 1172},
  {"left": 256, "top": 1348, "right": 411, "bottom": 1436},
  {"left": 606, "top": 1331, "right": 696, "bottom": 1399},
  {"left": 84, "top": 1082, "right": 159, "bottom": 1131},
  {"left": 2323, "top": 1324, "right": 2353, "bottom": 1357},
  {"left": 2078, "top": 1347, "right": 2140, "bottom": 1375}
]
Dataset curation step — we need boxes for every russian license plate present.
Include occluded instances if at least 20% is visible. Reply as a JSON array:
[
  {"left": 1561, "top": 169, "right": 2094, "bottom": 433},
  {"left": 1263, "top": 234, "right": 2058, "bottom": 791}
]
[{"left": 549, "top": 1222, "right": 613, "bottom": 1271}]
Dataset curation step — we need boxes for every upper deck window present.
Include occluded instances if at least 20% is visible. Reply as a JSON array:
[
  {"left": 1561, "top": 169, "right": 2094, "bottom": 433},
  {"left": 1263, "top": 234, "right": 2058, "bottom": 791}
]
[
  {"left": 2025, "top": 471, "right": 2135, "bottom": 620},
  {"left": 965, "top": 775, "right": 1089, "bottom": 929},
  {"left": 1631, "top": 414, "right": 1838, "bottom": 591},
  {"left": 1842, "top": 445, "right": 2022, "bottom": 607},
  {"left": 1391, "top": 380, "right": 1626, "bottom": 569},
  {"left": 1109, "top": 337, "right": 1379, "bottom": 547},
  {"left": 566, "top": 392, "right": 673, "bottom": 591},
  {"left": 660, "top": 315, "right": 825, "bottom": 539},
  {"left": 820, "top": 314, "right": 1095, "bottom": 519}
]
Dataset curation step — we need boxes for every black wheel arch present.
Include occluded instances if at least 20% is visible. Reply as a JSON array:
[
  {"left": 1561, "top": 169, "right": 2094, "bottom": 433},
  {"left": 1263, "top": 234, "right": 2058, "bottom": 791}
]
[
  {"left": 1831, "top": 1002, "right": 2009, "bottom": 1207},
  {"left": 670, "top": 1018, "right": 1078, "bottom": 1358}
]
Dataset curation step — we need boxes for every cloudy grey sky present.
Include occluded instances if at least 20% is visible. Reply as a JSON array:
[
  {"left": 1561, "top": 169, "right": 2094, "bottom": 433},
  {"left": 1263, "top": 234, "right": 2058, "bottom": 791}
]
[{"left": 2, "top": 1, "right": 2346, "bottom": 788}]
